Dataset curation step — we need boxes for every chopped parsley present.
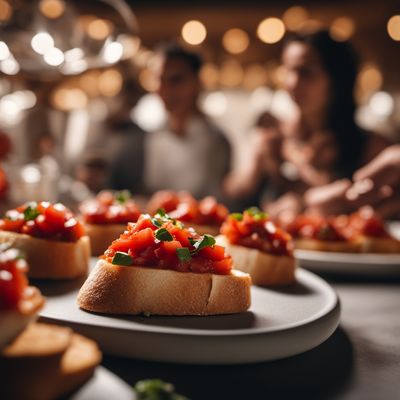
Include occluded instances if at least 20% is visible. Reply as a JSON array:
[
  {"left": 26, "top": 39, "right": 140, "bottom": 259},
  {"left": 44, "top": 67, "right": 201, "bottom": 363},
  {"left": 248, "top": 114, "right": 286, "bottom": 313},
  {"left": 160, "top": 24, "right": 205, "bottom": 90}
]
[
  {"left": 115, "top": 190, "right": 131, "bottom": 204},
  {"left": 112, "top": 251, "right": 133, "bottom": 266},
  {"left": 176, "top": 247, "right": 191, "bottom": 262},
  {"left": 23, "top": 203, "right": 40, "bottom": 221},
  {"left": 155, "top": 228, "right": 173, "bottom": 242}
]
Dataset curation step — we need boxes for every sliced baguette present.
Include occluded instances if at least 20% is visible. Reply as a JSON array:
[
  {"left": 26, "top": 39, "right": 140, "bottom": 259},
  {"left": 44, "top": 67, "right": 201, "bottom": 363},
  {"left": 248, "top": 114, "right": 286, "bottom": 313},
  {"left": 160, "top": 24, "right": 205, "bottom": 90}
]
[
  {"left": 0, "top": 286, "right": 45, "bottom": 350},
  {"left": 0, "top": 231, "right": 90, "bottom": 279},
  {"left": 216, "top": 235, "right": 296, "bottom": 286},
  {"left": 357, "top": 235, "right": 400, "bottom": 253},
  {"left": 77, "top": 259, "right": 251, "bottom": 316},
  {"left": 0, "top": 323, "right": 101, "bottom": 400},
  {"left": 84, "top": 223, "right": 126, "bottom": 256},
  {"left": 294, "top": 238, "right": 361, "bottom": 253}
]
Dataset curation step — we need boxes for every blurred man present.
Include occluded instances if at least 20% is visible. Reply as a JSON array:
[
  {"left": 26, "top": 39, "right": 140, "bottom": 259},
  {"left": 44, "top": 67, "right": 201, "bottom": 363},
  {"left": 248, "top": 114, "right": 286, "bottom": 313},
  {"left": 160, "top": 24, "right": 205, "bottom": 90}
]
[{"left": 111, "top": 43, "right": 231, "bottom": 201}]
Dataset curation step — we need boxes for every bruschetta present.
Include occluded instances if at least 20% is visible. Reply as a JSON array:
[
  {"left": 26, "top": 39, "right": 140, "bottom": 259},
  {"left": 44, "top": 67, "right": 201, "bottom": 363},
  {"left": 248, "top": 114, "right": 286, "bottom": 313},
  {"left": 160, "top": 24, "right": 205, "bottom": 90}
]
[
  {"left": 80, "top": 190, "right": 141, "bottom": 256},
  {"left": 0, "top": 246, "right": 45, "bottom": 350},
  {"left": 286, "top": 214, "right": 361, "bottom": 253},
  {"left": 147, "top": 190, "right": 228, "bottom": 236},
  {"left": 336, "top": 207, "right": 400, "bottom": 253},
  {"left": 216, "top": 208, "right": 296, "bottom": 286},
  {"left": 78, "top": 212, "right": 251, "bottom": 316},
  {"left": 0, "top": 202, "right": 90, "bottom": 279},
  {"left": 0, "top": 323, "right": 101, "bottom": 400}
]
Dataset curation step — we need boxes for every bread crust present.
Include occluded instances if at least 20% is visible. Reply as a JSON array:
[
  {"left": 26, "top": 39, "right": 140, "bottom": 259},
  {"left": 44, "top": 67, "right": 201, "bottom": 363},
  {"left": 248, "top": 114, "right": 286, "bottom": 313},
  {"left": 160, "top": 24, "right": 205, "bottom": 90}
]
[
  {"left": 0, "top": 323, "right": 101, "bottom": 400},
  {"left": 357, "top": 235, "right": 400, "bottom": 253},
  {"left": 294, "top": 238, "right": 361, "bottom": 253},
  {"left": 84, "top": 223, "right": 126, "bottom": 256},
  {"left": 0, "top": 231, "right": 90, "bottom": 279},
  {"left": 0, "top": 287, "right": 45, "bottom": 350},
  {"left": 216, "top": 235, "right": 296, "bottom": 286},
  {"left": 77, "top": 259, "right": 251, "bottom": 316}
]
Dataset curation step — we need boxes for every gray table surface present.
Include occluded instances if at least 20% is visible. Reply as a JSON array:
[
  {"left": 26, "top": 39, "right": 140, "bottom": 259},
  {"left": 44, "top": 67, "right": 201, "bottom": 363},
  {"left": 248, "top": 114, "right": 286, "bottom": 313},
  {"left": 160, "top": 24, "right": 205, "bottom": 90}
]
[{"left": 102, "top": 275, "right": 400, "bottom": 400}]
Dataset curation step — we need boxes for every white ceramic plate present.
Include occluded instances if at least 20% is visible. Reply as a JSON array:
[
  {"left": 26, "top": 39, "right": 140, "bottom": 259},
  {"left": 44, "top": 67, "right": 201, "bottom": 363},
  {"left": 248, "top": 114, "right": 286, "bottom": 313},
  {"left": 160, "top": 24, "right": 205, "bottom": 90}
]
[
  {"left": 71, "top": 366, "right": 134, "bottom": 400},
  {"left": 295, "top": 250, "right": 400, "bottom": 276},
  {"left": 37, "top": 260, "right": 339, "bottom": 365}
]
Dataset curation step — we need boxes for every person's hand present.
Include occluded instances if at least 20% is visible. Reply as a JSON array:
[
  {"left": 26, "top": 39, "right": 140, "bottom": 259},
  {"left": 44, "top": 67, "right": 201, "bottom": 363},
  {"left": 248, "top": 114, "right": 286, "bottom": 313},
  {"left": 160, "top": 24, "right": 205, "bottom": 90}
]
[
  {"left": 304, "top": 179, "right": 353, "bottom": 215},
  {"left": 353, "top": 144, "right": 400, "bottom": 187},
  {"left": 349, "top": 145, "right": 400, "bottom": 218},
  {"left": 265, "top": 192, "right": 304, "bottom": 226}
]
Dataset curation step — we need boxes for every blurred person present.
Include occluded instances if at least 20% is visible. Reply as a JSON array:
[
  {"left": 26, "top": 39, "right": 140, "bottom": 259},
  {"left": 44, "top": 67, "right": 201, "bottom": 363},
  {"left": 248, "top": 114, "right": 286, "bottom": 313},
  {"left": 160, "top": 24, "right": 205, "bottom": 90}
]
[
  {"left": 304, "top": 144, "right": 400, "bottom": 219},
  {"left": 228, "top": 29, "right": 391, "bottom": 220},
  {"left": 110, "top": 43, "right": 231, "bottom": 202}
]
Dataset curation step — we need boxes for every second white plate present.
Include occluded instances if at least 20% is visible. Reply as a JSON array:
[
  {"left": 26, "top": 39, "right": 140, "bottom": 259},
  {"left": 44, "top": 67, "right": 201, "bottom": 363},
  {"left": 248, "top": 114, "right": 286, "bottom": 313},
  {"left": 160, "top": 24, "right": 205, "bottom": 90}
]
[
  {"left": 295, "top": 249, "right": 400, "bottom": 276},
  {"left": 37, "top": 262, "right": 340, "bottom": 365}
]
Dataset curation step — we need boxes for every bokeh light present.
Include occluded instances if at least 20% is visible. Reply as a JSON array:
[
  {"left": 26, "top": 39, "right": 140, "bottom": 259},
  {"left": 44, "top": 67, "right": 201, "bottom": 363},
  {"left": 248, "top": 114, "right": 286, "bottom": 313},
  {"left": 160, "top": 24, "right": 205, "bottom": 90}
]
[
  {"left": 181, "top": 20, "right": 207, "bottom": 45},
  {"left": 219, "top": 60, "right": 244, "bottom": 87},
  {"left": 330, "top": 17, "right": 355, "bottom": 41},
  {"left": 39, "top": 0, "right": 65, "bottom": 19},
  {"left": 222, "top": 29, "right": 249, "bottom": 54},
  {"left": 87, "top": 18, "right": 112, "bottom": 40},
  {"left": 257, "top": 18, "right": 286, "bottom": 44},
  {"left": 0, "top": 0, "right": 12, "bottom": 22},
  {"left": 282, "top": 6, "right": 309, "bottom": 31},
  {"left": 387, "top": 15, "right": 400, "bottom": 41},
  {"left": 98, "top": 69, "right": 123, "bottom": 97}
]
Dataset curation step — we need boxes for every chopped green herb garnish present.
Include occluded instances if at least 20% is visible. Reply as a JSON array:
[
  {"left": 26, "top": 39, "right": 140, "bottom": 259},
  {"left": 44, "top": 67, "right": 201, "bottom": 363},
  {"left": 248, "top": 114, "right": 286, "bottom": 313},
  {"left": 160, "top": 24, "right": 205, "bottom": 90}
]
[
  {"left": 192, "top": 234, "right": 215, "bottom": 252},
  {"left": 230, "top": 213, "right": 243, "bottom": 221},
  {"left": 23, "top": 203, "right": 40, "bottom": 221},
  {"left": 155, "top": 228, "right": 173, "bottom": 242},
  {"left": 151, "top": 218, "right": 162, "bottom": 228},
  {"left": 188, "top": 237, "right": 196, "bottom": 246},
  {"left": 112, "top": 251, "right": 133, "bottom": 266},
  {"left": 134, "top": 379, "right": 189, "bottom": 400},
  {"left": 115, "top": 190, "right": 131, "bottom": 204},
  {"left": 245, "top": 206, "right": 267, "bottom": 220},
  {"left": 176, "top": 247, "right": 191, "bottom": 262},
  {"left": 156, "top": 208, "right": 166, "bottom": 217}
]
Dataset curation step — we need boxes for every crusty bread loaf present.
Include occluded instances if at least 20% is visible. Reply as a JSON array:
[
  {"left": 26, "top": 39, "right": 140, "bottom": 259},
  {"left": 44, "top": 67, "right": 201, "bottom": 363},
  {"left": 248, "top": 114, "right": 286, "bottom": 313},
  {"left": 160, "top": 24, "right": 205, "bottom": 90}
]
[
  {"left": 0, "top": 287, "right": 45, "bottom": 350},
  {"left": 216, "top": 235, "right": 296, "bottom": 286},
  {"left": 186, "top": 223, "right": 220, "bottom": 237},
  {"left": 294, "top": 238, "right": 361, "bottom": 253},
  {"left": 84, "top": 223, "right": 126, "bottom": 256},
  {"left": 0, "top": 323, "right": 101, "bottom": 400},
  {"left": 77, "top": 259, "right": 251, "bottom": 316},
  {"left": 357, "top": 235, "right": 400, "bottom": 253},
  {"left": 0, "top": 231, "right": 90, "bottom": 279}
]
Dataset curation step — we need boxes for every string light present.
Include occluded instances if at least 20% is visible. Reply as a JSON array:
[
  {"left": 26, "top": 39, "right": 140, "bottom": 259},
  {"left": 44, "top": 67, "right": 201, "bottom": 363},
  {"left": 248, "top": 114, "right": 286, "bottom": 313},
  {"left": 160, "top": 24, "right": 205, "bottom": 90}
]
[
  {"left": 282, "top": 6, "right": 309, "bottom": 31},
  {"left": 330, "top": 17, "right": 355, "bottom": 41},
  {"left": 39, "top": 0, "right": 65, "bottom": 19}
]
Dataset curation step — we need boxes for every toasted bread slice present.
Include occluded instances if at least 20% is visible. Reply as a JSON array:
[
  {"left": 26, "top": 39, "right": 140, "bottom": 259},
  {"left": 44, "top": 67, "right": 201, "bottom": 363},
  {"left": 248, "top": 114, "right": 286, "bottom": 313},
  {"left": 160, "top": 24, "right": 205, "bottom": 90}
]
[
  {"left": 0, "top": 323, "right": 101, "bottom": 400},
  {"left": 77, "top": 259, "right": 251, "bottom": 316},
  {"left": 0, "top": 231, "right": 90, "bottom": 279},
  {"left": 0, "top": 287, "right": 45, "bottom": 350},
  {"left": 84, "top": 223, "right": 126, "bottom": 256},
  {"left": 294, "top": 238, "right": 361, "bottom": 253},
  {"left": 216, "top": 235, "right": 296, "bottom": 286},
  {"left": 357, "top": 235, "right": 400, "bottom": 253}
]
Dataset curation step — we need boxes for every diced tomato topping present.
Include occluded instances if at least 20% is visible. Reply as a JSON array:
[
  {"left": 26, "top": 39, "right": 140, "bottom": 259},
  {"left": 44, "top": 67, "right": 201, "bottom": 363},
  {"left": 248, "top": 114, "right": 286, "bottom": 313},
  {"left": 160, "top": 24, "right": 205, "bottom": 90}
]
[
  {"left": 0, "top": 250, "right": 28, "bottom": 310},
  {"left": 0, "top": 202, "right": 85, "bottom": 242},
  {"left": 104, "top": 214, "right": 232, "bottom": 275},
  {"left": 80, "top": 190, "right": 141, "bottom": 225},
  {"left": 221, "top": 210, "right": 293, "bottom": 256},
  {"left": 147, "top": 191, "right": 228, "bottom": 227}
]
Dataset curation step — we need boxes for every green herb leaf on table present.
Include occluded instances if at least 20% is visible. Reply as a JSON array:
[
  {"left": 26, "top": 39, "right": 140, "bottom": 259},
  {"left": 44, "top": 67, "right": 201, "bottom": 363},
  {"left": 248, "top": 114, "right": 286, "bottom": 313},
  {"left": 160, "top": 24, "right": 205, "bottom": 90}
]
[
  {"left": 155, "top": 228, "right": 173, "bottom": 242},
  {"left": 176, "top": 247, "right": 191, "bottom": 262},
  {"left": 112, "top": 251, "right": 133, "bottom": 266},
  {"left": 134, "top": 379, "right": 189, "bottom": 400}
]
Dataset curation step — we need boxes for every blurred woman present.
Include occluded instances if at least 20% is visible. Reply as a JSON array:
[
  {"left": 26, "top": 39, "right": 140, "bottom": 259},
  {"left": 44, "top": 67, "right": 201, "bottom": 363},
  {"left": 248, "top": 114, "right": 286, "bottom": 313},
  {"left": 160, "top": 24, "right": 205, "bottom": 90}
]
[{"left": 225, "top": 29, "right": 391, "bottom": 220}]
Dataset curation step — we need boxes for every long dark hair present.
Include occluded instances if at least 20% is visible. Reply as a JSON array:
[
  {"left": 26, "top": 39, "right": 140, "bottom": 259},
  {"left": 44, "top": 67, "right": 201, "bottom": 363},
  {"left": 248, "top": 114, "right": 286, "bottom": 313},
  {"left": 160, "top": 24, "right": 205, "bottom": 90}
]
[{"left": 283, "top": 29, "right": 366, "bottom": 176}]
